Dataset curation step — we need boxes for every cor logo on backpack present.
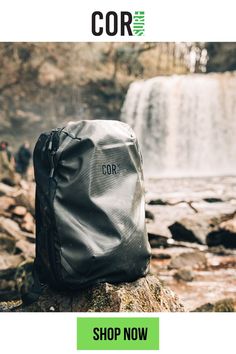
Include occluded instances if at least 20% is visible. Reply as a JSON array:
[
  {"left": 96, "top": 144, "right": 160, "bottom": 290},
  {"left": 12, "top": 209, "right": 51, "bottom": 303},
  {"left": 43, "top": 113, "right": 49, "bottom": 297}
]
[{"left": 102, "top": 163, "right": 120, "bottom": 175}]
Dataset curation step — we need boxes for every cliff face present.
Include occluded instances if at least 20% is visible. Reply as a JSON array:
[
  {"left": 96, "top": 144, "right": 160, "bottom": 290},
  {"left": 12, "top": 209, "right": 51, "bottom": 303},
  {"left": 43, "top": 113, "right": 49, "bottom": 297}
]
[
  {"left": 206, "top": 43, "right": 236, "bottom": 72},
  {"left": 0, "top": 44, "right": 127, "bottom": 148},
  {"left": 0, "top": 42, "right": 202, "bottom": 148}
]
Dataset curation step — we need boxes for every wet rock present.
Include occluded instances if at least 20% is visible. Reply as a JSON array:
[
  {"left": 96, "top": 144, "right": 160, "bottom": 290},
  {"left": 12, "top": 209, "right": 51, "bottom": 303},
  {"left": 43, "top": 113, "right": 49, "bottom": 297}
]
[
  {"left": 169, "top": 251, "right": 207, "bottom": 270},
  {"left": 168, "top": 216, "right": 209, "bottom": 244},
  {"left": 173, "top": 267, "right": 194, "bottom": 282},
  {"left": 147, "top": 221, "right": 172, "bottom": 239},
  {"left": 148, "top": 233, "right": 169, "bottom": 248},
  {"left": 203, "top": 197, "right": 223, "bottom": 203},
  {"left": 145, "top": 209, "right": 155, "bottom": 220},
  {"left": 167, "top": 239, "right": 208, "bottom": 251},
  {"left": 16, "top": 275, "right": 185, "bottom": 312},
  {"left": 193, "top": 298, "right": 235, "bottom": 312},
  {"left": 207, "top": 217, "right": 236, "bottom": 248},
  {"left": 207, "top": 230, "right": 236, "bottom": 248},
  {"left": 168, "top": 212, "right": 235, "bottom": 245},
  {"left": 148, "top": 199, "right": 167, "bottom": 206}
]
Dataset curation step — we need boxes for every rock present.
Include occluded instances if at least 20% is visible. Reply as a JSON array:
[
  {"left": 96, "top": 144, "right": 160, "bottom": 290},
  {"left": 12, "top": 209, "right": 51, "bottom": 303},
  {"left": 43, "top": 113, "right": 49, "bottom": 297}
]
[
  {"left": 167, "top": 239, "right": 208, "bottom": 251},
  {"left": 0, "top": 300, "right": 22, "bottom": 311},
  {"left": 0, "top": 183, "right": 15, "bottom": 196},
  {"left": 203, "top": 197, "right": 223, "bottom": 203},
  {"left": 15, "top": 239, "right": 35, "bottom": 259},
  {"left": 145, "top": 209, "right": 155, "bottom": 220},
  {"left": 0, "top": 279, "right": 16, "bottom": 292},
  {"left": 0, "top": 260, "right": 33, "bottom": 303},
  {"left": 16, "top": 275, "right": 185, "bottom": 312},
  {"left": 208, "top": 246, "right": 235, "bottom": 256},
  {"left": 220, "top": 217, "right": 236, "bottom": 233},
  {"left": 206, "top": 217, "right": 236, "bottom": 248},
  {"left": 207, "top": 231, "right": 236, "bottom": 248},
  {"left": 193, "top": 298, "right": 235, "bottom": 312},
  {"left": 147, "top": 222, "right": 172, "bottom": 239},
  {"left": 12, "top": 206, "right": 27, "bottom": 217},
  {"left": 168, "top": 216, "right": 212, "bottom": 244},
  {"left": 0, "top": 254, "right": 25, "bottom": 273},
  {"left": 20, "top": 212, "right": 35, "bottom": 234},
  {"left": 148, "top": 233, "right": 169, "bottom": 248},
  {"left": 0, "top": 217, "right": 23, "bottom": 240},
  {"left": 13, "top": 190, "right": 35, "bottom": 216},
  {"left": 0, "top": 196, "right": 15, "bottom": 212},
  {"left": 173, "top": 267, "right": 194, "bottom": 282},
  {"left": 148, "top": 199, "right": 167, "bottom": 206},
  {"left": 168, "top": 211, "right": 234, "bottom": 245},
  {"left": 208, "top": 211, "right": 236, "bottom": 227},
  {"left": 0, "top": 234, "right": 16, "bottom": 254},
  {"left": 169, "top": 251, "right": 207, "bottom": 270},
  {"left": 23, "top": 232, "right": 35, "bottom": 243}
]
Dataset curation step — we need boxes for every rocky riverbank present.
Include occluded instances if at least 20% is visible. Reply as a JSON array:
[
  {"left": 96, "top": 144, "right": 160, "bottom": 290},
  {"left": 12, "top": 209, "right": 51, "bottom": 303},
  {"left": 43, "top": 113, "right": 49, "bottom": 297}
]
[
  {"left": 146, "top": 176, "right": 236, "bottom": 311},
  {"left": 0, "top": 175, "right": 236, "bottom": 312}
]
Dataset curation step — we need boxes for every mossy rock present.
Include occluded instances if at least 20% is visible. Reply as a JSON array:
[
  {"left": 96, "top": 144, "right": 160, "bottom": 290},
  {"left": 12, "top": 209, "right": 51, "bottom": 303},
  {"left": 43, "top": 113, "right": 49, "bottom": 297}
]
[{"left": 15, "top": 275, "right": 185, "bottom": 312}]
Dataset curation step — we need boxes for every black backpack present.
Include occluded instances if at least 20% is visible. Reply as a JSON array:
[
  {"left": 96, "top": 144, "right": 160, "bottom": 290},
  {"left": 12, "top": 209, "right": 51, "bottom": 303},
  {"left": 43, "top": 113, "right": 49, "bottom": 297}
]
[{"left": 32, "top": 120, "right": 150, "bottom": 291}]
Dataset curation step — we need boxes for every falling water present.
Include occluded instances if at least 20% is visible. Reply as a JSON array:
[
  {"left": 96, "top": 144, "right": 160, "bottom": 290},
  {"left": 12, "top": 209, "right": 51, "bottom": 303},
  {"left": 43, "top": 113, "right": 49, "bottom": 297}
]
[{"left": 121, "top": 73, "right": 236, "bottom": 176}]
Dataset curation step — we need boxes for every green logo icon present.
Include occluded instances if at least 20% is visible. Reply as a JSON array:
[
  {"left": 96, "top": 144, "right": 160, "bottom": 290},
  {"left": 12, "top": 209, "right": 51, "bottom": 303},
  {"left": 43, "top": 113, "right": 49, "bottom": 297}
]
[{"left": 132, "top": 11, "right": 145, "bottom": 36}]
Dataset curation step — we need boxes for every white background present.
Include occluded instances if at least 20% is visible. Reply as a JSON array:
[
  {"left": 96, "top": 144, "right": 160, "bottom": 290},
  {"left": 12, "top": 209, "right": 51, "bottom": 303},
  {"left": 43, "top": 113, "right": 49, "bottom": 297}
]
[
  {"left": 0, "top": 312, "right": 235, "bottom": 353},
  {"left": 0, "top": 0, "right": 236, "bottom": 353},
  {"left": 0, "top": 0, "right": 236, "bottom": 41}
]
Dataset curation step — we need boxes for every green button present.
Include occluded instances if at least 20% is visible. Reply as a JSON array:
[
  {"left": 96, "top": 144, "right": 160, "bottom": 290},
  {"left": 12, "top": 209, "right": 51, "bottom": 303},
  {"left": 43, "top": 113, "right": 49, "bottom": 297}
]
[{"left": 77, "top": 317, "right": 159, "bottom": 350}]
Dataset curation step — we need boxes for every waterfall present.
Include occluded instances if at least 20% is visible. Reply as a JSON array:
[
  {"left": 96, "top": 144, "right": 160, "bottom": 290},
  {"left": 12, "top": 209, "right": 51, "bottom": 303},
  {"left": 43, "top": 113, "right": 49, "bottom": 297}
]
[{"left": 121, "top": 73, "right": 236, "bottom": 177}]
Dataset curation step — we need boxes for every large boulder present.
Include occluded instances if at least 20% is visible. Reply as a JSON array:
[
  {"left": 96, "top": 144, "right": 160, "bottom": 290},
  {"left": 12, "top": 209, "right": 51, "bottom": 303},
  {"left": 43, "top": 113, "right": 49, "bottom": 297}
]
[
  {"left": 168, "top": 212, "right": 236, "bottom": 245},
  {"left": 207, "top": 217, "right": 236, "bottom": 248},
  {"left": 192, "top": 298, "right": 236, "bottom": 312},
  {"left": 16, "top": 275, "right": 185, "bottom": 312},
  {"left": 168, "top": 251, "right": 207, "bottom": 270},
  {"left": 168, "top": 216, "right": 210, "bottom": 244}
]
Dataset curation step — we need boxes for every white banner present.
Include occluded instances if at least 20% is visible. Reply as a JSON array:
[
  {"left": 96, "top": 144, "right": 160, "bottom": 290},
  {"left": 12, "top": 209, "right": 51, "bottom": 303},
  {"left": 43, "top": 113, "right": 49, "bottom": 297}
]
[
  {"left": 0, "top": 0, "right": 236, "bottom": 41},
  {"left": 0, "top": 313, "right": 235, "bottom": 354}
]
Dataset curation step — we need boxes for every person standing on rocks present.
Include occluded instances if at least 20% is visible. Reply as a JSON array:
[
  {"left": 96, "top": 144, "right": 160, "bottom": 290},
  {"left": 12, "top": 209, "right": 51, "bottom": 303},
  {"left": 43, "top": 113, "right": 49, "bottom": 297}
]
[
  {"left": 0, "top": 141, "right": 16, "bottom": 186},
  {"left": 15, "top": 141, "right": 32, "bottom": 178}
]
